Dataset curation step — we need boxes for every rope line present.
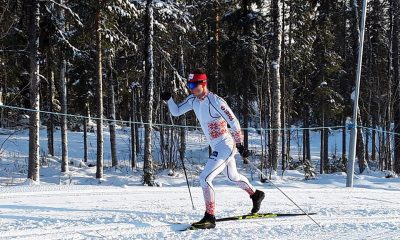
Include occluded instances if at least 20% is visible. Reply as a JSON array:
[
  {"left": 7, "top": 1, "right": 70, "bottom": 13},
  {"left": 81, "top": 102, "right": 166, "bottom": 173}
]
[{"left": 1, "top": 104, "right": 399, "bottom": 135}]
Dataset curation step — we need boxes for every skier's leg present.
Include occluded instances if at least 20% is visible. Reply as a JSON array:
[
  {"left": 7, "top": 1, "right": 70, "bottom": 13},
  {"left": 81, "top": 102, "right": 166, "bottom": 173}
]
[
  {"left": 199, "top": 141, "right": 235, "bottom": 215},
  {"left": 191, "top": 160, "right": 224, "bottom": 230},
  {"left": 223, "top": 157, "right": 255, "bottom": 196},
  {"left": 199, "top": 158, "right": 227, "bottom": 215},
  {"left": 223, "top": 155, "right": 265, "bottom": 213}
]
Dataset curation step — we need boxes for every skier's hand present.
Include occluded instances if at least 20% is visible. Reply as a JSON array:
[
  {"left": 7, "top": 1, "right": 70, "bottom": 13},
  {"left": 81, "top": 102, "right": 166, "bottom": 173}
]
[
  {"left": 236, "top": 143, "right": 250, "bottom": 159},
  {"left": 160, "top": 92, "right": 172, "bottom": 101}
]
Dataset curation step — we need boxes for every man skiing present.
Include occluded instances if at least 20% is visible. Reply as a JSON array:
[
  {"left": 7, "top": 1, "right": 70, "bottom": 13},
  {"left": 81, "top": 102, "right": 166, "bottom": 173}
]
[{"left": 161, "top": 68, "right": 265, "bottom": 229}]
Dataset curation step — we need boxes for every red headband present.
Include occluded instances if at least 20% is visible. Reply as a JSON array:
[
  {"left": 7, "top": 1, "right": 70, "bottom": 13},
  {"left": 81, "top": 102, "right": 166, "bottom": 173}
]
[{"left": 188, "top": 73, "right": 207, "bottom": 82}]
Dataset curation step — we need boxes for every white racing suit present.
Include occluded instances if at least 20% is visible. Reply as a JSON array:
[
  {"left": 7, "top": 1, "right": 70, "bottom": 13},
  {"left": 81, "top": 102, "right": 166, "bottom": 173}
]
[{"left": 167, "top": 90, "right": 256, "bottom": 215}]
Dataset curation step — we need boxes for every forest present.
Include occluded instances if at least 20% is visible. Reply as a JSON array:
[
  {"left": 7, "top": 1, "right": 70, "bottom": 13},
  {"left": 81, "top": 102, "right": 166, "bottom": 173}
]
[{"left": 0, "top": 0, "right": 400, "bottom": 186}]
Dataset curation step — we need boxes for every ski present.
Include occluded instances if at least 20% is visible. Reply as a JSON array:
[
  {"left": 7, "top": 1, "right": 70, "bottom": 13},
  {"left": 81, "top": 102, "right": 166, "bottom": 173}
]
[
  {"left": 179, "top": 212, "right": 317, "bottom": 231},
  {"left": 216, "top": 212, "right": 317, "bottom": 222}
]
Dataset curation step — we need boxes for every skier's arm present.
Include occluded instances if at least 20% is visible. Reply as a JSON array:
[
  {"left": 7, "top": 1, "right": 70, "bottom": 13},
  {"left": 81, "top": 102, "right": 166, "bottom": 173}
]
[
  {"left": 167, "top": 95, "right": 195, "bottom": 117},
  {"left": 214, "top": 97, "right": 243, "bottom": 144}
]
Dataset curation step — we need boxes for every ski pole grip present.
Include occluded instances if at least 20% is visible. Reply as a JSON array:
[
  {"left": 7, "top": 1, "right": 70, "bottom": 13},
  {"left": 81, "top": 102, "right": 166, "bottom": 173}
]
[{"left": 243, "top": 157, "right": 250, "bottom": 165}]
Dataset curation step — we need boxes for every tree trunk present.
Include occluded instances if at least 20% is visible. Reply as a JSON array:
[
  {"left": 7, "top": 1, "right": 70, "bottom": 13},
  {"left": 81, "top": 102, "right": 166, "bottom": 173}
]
[
  {"left": 95, "top": 1, "right": 104, "bottom": 179},
  {"left": 206, "top": 0, "right": 220, "bottom": 93},
  {"left": 371, "top": 119, "right": 376, "bottom": 161},
  {"left": 266, "top": 58, "right": 272, "bottom": 173},
  {"left": 379, "top": 131, "right": 384, "bottom": 170},
  {"left": 130, "top": 87, "right": 137, "bottom": 169},
  {"left": 392, "top": 0, "right": 400, "bottom": 174},
  {"left": 356, "top": 112, "right": 368, "bottom": 173},
  {"left": 83, "top": 114, "right": 88, "bottom": 163},
  {"left": 143, "top": 0, "right": 155, "bottom": 185},
  {"left": 135, "top": 89, "right": 140, "bottom": 155},
  {"left": 27, "top": 0, "right": 40, "bottom": 182},
  {"left": 350, "top": 0, "right": 368, "bottom": 174},
  {"left": 303, "top": 106, "right": 310, "bottom": 162},
  {"left": 385, "top": 122, "right": 392, "bottom": 170},
  {"left": 107, "top": 58, "right": 118, "bottom": 167},
  {"left": 58, "top": 0, "right": 69, "bottom": 173},
  {"left": 0, "top": 75, "right": 4, "bottom": 128},
  {"left": 281, "top": 0, "right": 287, "bottom": 171},
  {"left": 243, "top": 93, "right": 249, "bottom": 148},
  {"left": 270, "top": 0, "right": 282, "bottom": 172},
  {"left": 47, "top": 53, "right": 54, "bottom": 157},
  {"left": 83, "top": 79, "right": 90, "bottom": 163},
  {"left": 342, "top": 115, "right": 347, "bottom": 163},
  {"left": 324, "top": 127, "right": 329, "bottom": 170},
  {"left": 281, "top": 91, "right": 286, "bottom": 171},
  {"left": 320, "top": 107, "right": 325, "bottom": 174},
  {"left": 178, "top": 36, "right": 186, "bottom": 163},
  {"left": 60, "top": 58, "right": 68, "bottom": 173}
]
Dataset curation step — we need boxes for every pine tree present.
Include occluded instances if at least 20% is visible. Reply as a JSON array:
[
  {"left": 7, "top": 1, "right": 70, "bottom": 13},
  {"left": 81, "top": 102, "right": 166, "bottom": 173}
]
[
  {"left": 107, "top": 56, "right": 118, "bottom": 167},
  {"left": 143, "top": 0, "right": 155, "bottom": 186},
  {"left": 270, "top": 0, "right": 282, "bottom": 172},
  {"left": 27, "top": 0, "right": 41, "bottom": 182},
  {"left": 392, "top": 0, "right": 400, "bottom": 174},
  {"left": 95, "top": 0, "right": 104, "bottom": 179},
  {"left": 58, "top": 0, "right": 69, "bottom": 173}
]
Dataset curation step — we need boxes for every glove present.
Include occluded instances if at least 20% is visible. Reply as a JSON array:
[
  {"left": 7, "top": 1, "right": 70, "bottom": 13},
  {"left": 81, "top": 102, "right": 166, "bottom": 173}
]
[
  {"left": 160, "top": 92, "right": 172, "bottom": 101},
  {"left": 236, "top": 143, "right": 250, "bottom": 159}
]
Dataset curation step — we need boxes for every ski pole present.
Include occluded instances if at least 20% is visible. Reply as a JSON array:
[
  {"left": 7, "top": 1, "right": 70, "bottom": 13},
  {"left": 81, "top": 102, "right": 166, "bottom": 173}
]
[
  {"left": 244, "top": 157, "right": 321, "bottom": 227},
  {"left": 180, "top": 152, "right": 196, "bottom": 210},
  {"left": 168, "top": 114, "right": 196, "bottom": 210}
]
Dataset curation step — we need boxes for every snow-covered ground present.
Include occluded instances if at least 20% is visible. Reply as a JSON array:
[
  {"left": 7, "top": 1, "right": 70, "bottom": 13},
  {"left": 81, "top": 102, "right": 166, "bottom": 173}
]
[
  {"left": 0, "top": 127, "right": 399, "bottom": 239},
  {"left": 0, "top": 181, "right": 399, "bottom": 240}
]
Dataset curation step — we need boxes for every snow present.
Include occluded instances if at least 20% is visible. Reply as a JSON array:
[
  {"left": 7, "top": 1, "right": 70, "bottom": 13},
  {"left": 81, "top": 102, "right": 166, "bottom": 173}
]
[
  {"left": 272, "top": 61, "right": 280, "bottom": 70},
  {"left": 351, "top": 90, "right": 355, "bottom": 101},
  {"left": 0, "top": 181, "right": 399, "bottom": 239},
  {"left": 0, "top": 127, "right": 399, "bottom": 239}
]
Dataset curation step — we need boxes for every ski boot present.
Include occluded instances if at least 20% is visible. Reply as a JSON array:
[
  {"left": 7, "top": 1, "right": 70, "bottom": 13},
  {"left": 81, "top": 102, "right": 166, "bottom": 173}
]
[
  {"left": 250, "top": 190, "right": 265, "bottom": 214},
  {"left": 190, "top": 212, "right": 216, "bottom": 230}
]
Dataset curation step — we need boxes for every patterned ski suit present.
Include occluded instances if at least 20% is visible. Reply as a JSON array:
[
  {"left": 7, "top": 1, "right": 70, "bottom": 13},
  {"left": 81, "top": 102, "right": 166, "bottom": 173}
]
[{"left": 167, "top": 90, "right": 255, "bottom": 215}]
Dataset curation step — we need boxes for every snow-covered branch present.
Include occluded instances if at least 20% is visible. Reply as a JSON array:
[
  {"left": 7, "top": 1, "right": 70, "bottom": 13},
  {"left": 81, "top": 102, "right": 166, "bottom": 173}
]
[{"left": 47, "top": 0, "right": 84, "bottom": 27}]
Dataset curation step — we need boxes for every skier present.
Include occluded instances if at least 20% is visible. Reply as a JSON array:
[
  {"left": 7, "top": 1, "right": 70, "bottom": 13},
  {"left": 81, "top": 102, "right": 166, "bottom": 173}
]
[{"left": 161, "top": 68, "right": 265, "bottom": 229}]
